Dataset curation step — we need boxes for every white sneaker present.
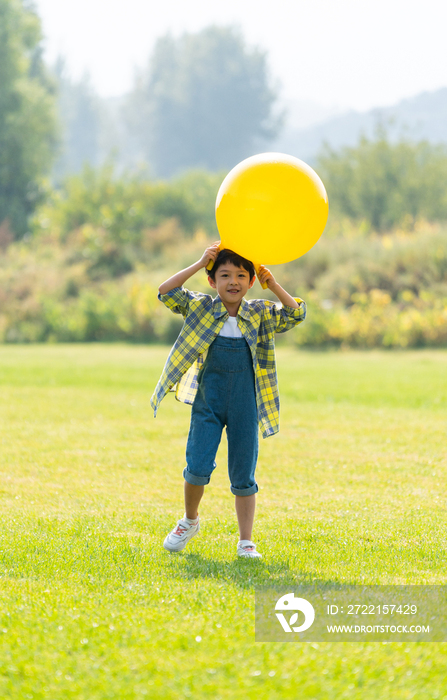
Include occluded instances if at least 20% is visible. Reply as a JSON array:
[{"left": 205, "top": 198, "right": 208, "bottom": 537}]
[
  {"left": 237, "top": 540, "right": 262, "bottom": 558},
  {"left": 163, "top": 514, "right": 200, "bottom": 552}
]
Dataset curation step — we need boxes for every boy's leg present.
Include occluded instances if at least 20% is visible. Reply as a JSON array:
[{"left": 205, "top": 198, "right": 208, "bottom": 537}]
[
  {"left": 164, "top": 352, "right": 223, "bottom": 552},
  {"left": 235, "top": 493, "right": 256, "bottom": 541},
  {"left": 184, "top": 364, "right": 225, "bottom": 493},
  {"left": 225, "top": 344, "right": 260, "bottom": 556},
  {"left": 184, "top": 482, "right": 204, "bottom": 520}
]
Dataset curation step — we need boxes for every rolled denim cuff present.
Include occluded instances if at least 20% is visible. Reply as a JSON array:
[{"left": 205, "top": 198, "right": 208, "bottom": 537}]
[
  {"left": 230, "top": 483, "right": 258, "bottom": 496},
  {"left": 183, "top": 467, "right": 211, "bottom": 486}
]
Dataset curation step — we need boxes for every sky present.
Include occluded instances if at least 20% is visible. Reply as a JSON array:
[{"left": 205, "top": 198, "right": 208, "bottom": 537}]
[{"left": 34, "top": 0, "right": 447, "bottom": 114}]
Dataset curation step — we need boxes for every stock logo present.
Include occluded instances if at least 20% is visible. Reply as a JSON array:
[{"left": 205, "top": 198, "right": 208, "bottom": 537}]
[{"left": 275, "top": 593, "right": 315, "bottom": 633}]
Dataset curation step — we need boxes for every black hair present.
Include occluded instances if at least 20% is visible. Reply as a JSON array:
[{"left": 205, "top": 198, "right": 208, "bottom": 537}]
[{"left": 208, "top": 248, "right": 256, "bottom": 281}]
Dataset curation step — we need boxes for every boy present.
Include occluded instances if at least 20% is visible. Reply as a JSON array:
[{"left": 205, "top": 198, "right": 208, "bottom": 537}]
[{"left": 150, "top": 242, "right": 306, "bottom": 558}]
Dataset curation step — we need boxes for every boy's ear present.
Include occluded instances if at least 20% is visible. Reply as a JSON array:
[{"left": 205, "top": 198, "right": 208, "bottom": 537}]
[
  {"left": 249, "top": 275, "right": 256, "bottom": 289},
  {"left": 208, "top": 275, "right": 217, "bottom": 288}
]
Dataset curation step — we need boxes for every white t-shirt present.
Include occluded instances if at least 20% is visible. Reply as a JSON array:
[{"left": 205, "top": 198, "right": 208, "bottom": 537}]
[{"left": 219, "top": 316, "right": 243, "bottom": 338}]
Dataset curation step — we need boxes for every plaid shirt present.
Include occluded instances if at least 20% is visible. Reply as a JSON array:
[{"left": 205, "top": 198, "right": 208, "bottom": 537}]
[{"left": 150, "top": 286, "right": 306, "bottom": 439}]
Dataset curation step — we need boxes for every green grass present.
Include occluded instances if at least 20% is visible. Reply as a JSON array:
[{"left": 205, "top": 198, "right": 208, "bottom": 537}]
[{"left": 0, "top": 344, "right": 446, "bottom": 699}]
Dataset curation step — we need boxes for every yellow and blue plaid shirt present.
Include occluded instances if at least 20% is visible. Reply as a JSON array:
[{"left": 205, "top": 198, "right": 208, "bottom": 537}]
[{"left": 150, "top": 286, "right": 306, "bottom": 439}]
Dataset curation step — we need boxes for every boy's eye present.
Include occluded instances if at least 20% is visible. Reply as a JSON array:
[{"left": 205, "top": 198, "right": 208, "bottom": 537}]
[{"left": 219, "top": 272, "right": 247, "bottom": 278}]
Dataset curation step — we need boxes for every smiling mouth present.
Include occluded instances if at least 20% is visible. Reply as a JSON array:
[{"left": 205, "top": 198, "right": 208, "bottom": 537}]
[{"left": 227, "top": 290, "right": 240, "bottom": 294}]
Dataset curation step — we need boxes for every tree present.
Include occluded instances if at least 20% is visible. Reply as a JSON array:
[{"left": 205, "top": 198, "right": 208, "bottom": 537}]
[
  {"left": 0, "top": 0, "right": 57, "bottom": 238},
  {"left": 126, "top": 26, "right": 281, "bottom": 177},
  {"left": 51, "top": 59, "right": 103, "bottom": 182},
  {"left": 318, "top": 129, "right": 447, "bottom": 231}
]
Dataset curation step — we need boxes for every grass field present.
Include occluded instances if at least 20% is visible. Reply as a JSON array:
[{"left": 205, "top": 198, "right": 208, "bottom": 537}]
[{"left": 0, "top": 344, "right": 446, "bottom": 699}]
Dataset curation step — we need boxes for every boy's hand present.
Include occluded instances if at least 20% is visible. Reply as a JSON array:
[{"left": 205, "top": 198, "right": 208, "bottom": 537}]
[
  {"left": 257, "top": 265, "right": 277, "bottom": 289},
  {"left": 200, "top": 241, "right": 220, "bottom": 269}
]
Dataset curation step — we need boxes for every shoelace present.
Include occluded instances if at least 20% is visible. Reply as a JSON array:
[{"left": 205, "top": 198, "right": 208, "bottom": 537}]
[{"left": 173, "top": 523, "right": 188, "bottom": 536}]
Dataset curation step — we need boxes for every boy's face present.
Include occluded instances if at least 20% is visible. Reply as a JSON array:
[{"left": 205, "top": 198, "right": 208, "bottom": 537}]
[{"left": 208, "top": 262, "right": 255, "bottom": 306}]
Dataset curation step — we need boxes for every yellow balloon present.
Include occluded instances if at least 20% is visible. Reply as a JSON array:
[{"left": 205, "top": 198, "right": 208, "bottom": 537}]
[{"left": 215, "top": 152, "right": 328, "bottom": 266}]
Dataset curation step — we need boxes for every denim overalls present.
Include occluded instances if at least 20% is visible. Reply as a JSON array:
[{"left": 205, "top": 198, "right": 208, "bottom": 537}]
[{"left": 183, "top": 335, "right": 259, "bottom": 496}]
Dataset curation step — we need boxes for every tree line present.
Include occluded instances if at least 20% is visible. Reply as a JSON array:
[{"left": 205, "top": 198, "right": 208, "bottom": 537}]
[
  {"left": 2, "top": 0, "right": 447, "bottom": 243},
  {"left": 318, "top": 129, "right": 447, "bottom": 231}
]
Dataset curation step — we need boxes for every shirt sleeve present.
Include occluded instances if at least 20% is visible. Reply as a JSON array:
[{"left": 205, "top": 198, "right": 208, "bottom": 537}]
[
  {"left": 157, "top": 286, "right": 191, "bottom": 317},
  {"left": 266, "top": 298, "right": 307, "bottom": 333},
  {"left": 157, "top": 286, "right": 211, "bottom": 318}
]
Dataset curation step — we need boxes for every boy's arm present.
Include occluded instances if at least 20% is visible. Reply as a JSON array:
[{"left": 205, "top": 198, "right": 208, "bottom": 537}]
[
  {"left": 158, "top": 242, "right": 220, "bottom": 295},
  {"left": 257, "top": 265, "right": 299, "bottom": 308},
  {"left": 257, "top": 265, "right": 306, "bottom": 332}
]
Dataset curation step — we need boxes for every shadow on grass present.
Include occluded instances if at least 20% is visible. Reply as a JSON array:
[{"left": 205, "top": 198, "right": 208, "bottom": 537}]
[{"left": 163, "top": 551, "right": 342, "bottom": 590}]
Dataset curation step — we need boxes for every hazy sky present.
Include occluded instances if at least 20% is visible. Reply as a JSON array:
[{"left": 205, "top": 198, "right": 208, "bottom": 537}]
[{"left": 34, "top": 0, "right": 447, "bottom": 113}]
